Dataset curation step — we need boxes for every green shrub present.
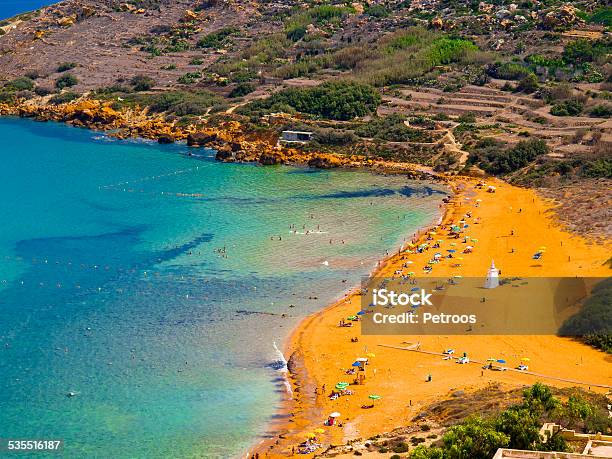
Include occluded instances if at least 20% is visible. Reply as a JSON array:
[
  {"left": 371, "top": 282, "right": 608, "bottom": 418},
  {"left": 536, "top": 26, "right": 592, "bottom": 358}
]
[
  {"left": 56, "top": 74, "right": 78, "bottom": 89},
  {"left": 550, "top": 99, "right": 583, "bottom": 116},
  {"left": 228, "top": 82, "right": 255, "bottom": 98},
  {"left": 355, "top": 114, "right": 431, "bottom": 141},
  {"left": 49, "top": 91, "right": 80, "bottom": 104},
  {"left": 590, "top": 105, "right": 612, "bottom": 118},
  {"left": 240, "top": 81, "right": 380, "bottom": 120},
  {"left": 516, "top": 73, "right": 539, "bottom": 93},
  {"left": 588, "top": 7, "right": 612, "bottom": 26},
  {"left": 130, "top": 75, "right": 156, "bottom": 91},
  {"left": 5, "top": 77, "right": 35, "bottom": 91},
  {"left": 366, "top": 4, "right": 390, "bottom": 17},
  {"left": 563, "top": 39, "right": 610, "bottom": 64},
  {"left": 177, "top": 72, "right": 201, "bottom": 84},
  {"left": 487, "top": 62, "right": 532, "bottom": 80},
  {"left": 392, "top": 441, "right": 410, "bottom": 453},
  {"left": 197, "top": 28, "right": 236, "bottom": 48},
  {"left": 57, "top": 62, "right": 76, "bottom": 72},
  {"left": 468, "top": 138, "right": 548, "bottom": 175}
]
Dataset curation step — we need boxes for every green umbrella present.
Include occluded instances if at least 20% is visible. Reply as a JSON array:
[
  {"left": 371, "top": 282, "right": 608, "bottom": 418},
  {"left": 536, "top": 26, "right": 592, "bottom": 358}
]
[{"left": 368, "top": 394, "right": 382, "bottom": 400}]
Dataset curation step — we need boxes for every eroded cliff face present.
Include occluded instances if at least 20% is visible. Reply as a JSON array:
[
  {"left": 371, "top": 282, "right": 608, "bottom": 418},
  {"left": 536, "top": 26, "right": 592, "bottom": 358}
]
[{"left": 0, "top": 97, "right": 440, "bottom": 180}]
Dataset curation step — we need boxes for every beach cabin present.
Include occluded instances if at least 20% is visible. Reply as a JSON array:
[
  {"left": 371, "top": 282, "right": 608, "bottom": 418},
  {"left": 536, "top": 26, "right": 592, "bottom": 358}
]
[{"left": 280, "top": 130, "right": 313, "bottom": 144}]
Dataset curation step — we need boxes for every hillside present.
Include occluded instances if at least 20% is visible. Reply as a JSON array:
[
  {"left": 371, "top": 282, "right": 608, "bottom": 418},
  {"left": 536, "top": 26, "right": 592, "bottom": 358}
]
[{"left": 0, "top": 0, "right": 610, "bottom": 237}]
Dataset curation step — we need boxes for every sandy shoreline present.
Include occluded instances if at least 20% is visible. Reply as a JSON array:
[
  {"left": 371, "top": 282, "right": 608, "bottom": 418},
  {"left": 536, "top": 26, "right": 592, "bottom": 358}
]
[{"left": 250, "top": 176, "right": 611, "bottom": 458}]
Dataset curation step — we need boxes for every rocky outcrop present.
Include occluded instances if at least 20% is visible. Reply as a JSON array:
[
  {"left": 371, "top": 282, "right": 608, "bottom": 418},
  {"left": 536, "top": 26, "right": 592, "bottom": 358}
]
[
  {"left": 0, "top": 97, "right": 444, "bottom": 182},
  {"left": 307, "top": 154, "right": 343, "bottom": 169},
  {"left": 258, "top": 152, "right": 285, "bottom": 165},
  {"left": 157, "top": 134, "right": 175, "bottom": 144},
  {"left": 187, "top": 132, "right": 218, "bottom": 146}
]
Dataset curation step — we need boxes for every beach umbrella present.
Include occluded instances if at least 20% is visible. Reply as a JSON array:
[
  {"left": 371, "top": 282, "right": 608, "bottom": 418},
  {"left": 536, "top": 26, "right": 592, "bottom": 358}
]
[
  {"left": 428, "top": 231, "right": 437, "bottom": 235},
  {"left": 456, "top": 257, "right": 464, "bottom": 260},
  {"left": 347, "top": 315, "right": 357, "bottom": 320},
  {"left": 314, "top": 428, "right": 325, "bottom": 434},
  {"left": 368, "top": 394, "right": 382, "bottom": 400},
  {"left": 486, "top": 358, "right": 497, "bottom": 361},
  {"left": 405, "top": 260, "right": 414, "bottom": 264},
  {"left": 497, "top": 359, "right": 506, "bottom": 364},
  {"left": 366, "top": 353, "right": 375, "bottom": 358},
  {"left": 471, "top": 238, "right": 479, "bottom": 243},
  {"left": 352, "top": 361, "right": 362, "bottom": 367},
  {"left": 411, "top": 287, "right": 420, "bottom": 292},
  {"left": 306, "top": 433, "right": 316, "bottom": 439},
  {"left": 453, "top": 275, "right": 462, "bottom": 278},
  {"left": 437, "top": 239, "right": 444, "bottom": 243},
  {"left": 447, "top": 249, "right": 456, "bottom": 253},
  {"left": 329, "top": 412, "right": 341, "bottom": 418},
  {"left": 521, "top": 357, "right": 530, "bottom": 362},
  {"left": 450, "top": 243, "right": 457, "bottom": 246},
  {"left": 407, "top": 272, "right": 415, "bottom": 276},
  {"left": 356, "top": 357, "right": 368, "bottom": 362},
  {"left": 357, "top": 311, "right": 366, "bottom": 315}
]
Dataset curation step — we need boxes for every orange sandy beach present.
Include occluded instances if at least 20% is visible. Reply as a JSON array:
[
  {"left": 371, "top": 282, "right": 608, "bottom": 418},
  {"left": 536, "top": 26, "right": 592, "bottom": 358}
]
[{"left": 253, "top": 177, "right": 611, "bottom": 458}]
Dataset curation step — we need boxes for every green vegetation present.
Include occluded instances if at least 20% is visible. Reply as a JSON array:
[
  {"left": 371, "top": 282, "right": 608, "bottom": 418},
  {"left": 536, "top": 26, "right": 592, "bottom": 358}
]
[
  {"left": 354, "top": 114, "right": 432, "bottom": 142},
  {"left": 49, "top": 91, "right": 80, "bottom": 105},
  {"left": 177, "top": 72, "right": 201, "bottom": 84},
  {"left": 55, "top": 74, "right": 78, "bottom": 89},
  {"left": 57, "top": 62, "right": 77, "bottom": 72},
  {"left": 197, "top": 28, "right": 236, "bottom": 48},
  {"left": 238, "top": 81, "right": 380, "bottom": 121},
  {"left": 563, "top": 39, "right": 611, "bottom": 64},
  {"left": 550, "top": 99, "right": 583, "bottom": 116},
  {"left": 516, "top": 73, "right": 539, "bottom": 93},
  {"left": 130, "top": 75, "right": 156, "bottom": 91},
  {"left": 355, "top": 28, "right": 482, "bottom": 86},
  {"left": 209, "top": 33, "right": 290, "bottom": 84},
  {"left": 284, "top": 5, "right": 353, "bottom": 41},
  {"left": 468, "top": 138, "right": 548, "bottom": 175},
  {"left": 228, "top": 82, "right": 255, "bottom": 98},
  {"left": 365, "top": 4, "right": 390, "bottom": 18},
  {"left": 100, "top": 89, "right": 225, "bottom": 115},
  {"left": 560, "top": 277, "right": 612, "bottom": 353},
  {"left": 5, "top": 77, "right": 35, "bottom": 91},
  {"left": 487, "top": 62, "right": 533, "bottom": 80},
  {"left": 410, "top": 383, "right": 611, "bottom": 458},
  {"left": 589, "top": 104, "right": 612, "bottom": 118},
  {"left": 587, "top": 7, "right": 612, "bottom": 27}
]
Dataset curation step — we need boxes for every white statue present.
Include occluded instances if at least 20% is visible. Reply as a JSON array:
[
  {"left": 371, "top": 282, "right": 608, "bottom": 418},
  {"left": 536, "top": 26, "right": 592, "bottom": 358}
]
[{"left": 484, "top": 260, "right": 499, "bottom": 289}]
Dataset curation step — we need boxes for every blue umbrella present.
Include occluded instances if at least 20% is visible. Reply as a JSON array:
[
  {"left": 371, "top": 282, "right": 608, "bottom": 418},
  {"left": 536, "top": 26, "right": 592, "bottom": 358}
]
[
  {"left": 411, "top": 287, "right": 420, "bottom": 292},
  {"left": 357, "top": 311, "right": 366, "bottom": 315},
  {"left": 497, "top": 359, "right": 506, "bottom": 364},
  {"left": 352, "top": 361, "right": 362, "bottom": 367},
  {"left": 447, "top": 249, "right": 456, "bottom": 253}
]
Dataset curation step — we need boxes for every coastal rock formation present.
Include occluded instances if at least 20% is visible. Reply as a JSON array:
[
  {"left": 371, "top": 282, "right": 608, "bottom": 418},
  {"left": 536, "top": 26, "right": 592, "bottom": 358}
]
[
  {"left": 307, "top": 154, "right": 343, "bottom": 169},
  {"left": 187, "top": 132, "right": 218, "bottom": 147},
  {"left": 258, "top": 152, "right": 285, "bottom": 165}
]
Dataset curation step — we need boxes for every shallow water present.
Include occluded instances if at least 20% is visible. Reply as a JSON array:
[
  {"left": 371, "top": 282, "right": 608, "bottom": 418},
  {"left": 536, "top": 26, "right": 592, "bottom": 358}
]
[{"left": 0, "top": 118, "right": 447, "bottom": 457}]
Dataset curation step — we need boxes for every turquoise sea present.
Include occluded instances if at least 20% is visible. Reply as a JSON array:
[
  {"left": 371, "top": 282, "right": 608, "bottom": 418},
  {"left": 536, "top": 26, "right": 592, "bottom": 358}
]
[
  {"left": 0, "top": 1, "right": 55, "bottom": 20},
  {"left": 0, "top": 118, "right": 447, "bottom": 458}
]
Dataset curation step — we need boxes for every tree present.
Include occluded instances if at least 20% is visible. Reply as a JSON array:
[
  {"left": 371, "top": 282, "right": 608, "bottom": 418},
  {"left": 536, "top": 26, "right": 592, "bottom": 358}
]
[
  {"left": 495, "top": 407, "right": 541, "bottom": 449},
  {"left": 441, "top": 417, "right": 510, "bottom": 459}
]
